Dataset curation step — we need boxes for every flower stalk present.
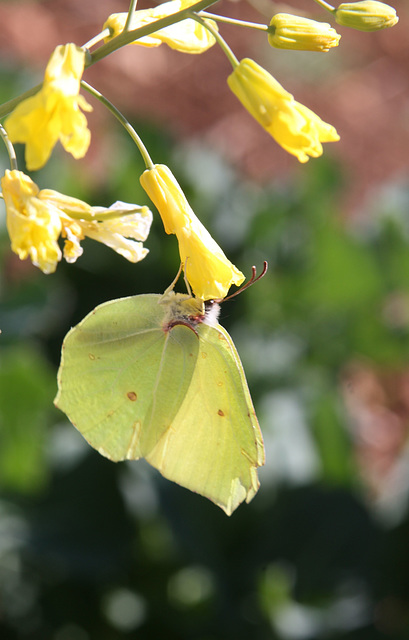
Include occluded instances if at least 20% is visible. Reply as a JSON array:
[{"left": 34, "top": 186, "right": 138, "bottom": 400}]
[
  {"left": 313, "top": 0, "right": 336, "bottom": 12},
  {"left": 198, "top": 11, "right": 269, "bottom": 32},
  {"left": 81, "top": 81, "right": 154, "bottom": 169},
  {"left": 0, "top": 124, "right": 18, "bottom": 170},
  {"left": 124, "top": 0, "right": 139, "bottom": 32},
  {"left": 190, "top": 12, "right": 239, "bottom": 67}
]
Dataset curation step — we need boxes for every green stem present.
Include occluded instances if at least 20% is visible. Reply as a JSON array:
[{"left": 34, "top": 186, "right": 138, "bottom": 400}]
[
  {"left": 89, "top": 0, "right": 219, "bottom": 66},
  {"left": 312, "top": 0, "right": 336, "bottom": 12},
  {"left": 190, "top": 13, "right": 239, "bottom": 68},
  {"left": 81, "top": 80, "right": 154, "bottom": 169},
  {"left": 83, "top": 29, "right": 111, "bottom": 50},
  {"left": 124, "top": 0, "right": 139, "bottom": 32},
  {"left": 0, "top": 124, "right": 18, "bottom": 170},
  {"left": 199, "top": 11, "right": 268, "bottom": 32}
]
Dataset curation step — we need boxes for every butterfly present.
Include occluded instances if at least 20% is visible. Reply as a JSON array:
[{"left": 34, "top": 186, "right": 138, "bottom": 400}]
[{"left": 54, "top": 265, "right": 266, "bottom": 515}]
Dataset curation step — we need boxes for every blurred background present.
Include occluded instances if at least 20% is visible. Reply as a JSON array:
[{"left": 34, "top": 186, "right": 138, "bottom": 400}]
[{"left": 0, "top": 0, "right": 408, "bottom": 638}]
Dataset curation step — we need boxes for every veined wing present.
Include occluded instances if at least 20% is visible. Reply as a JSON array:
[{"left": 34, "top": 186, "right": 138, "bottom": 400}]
[{"left": 144, "top": 322, "right": 265, "bottom": 515}]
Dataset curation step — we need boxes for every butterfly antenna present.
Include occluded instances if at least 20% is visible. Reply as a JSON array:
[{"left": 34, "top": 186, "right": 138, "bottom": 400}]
[{"left": 219, "top": 261, "right": 268, "bottom": 303}]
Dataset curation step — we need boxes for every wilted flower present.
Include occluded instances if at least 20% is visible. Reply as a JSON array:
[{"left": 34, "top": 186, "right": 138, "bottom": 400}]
[
  {"left": 335, "top": 1, "right": 398, "bottom": 31},
  {"left": 1, "top": 170, "right": 152, "bottom": 273},
  {"left": 228, "top": 58, "right": 339, "bottom": 162},
  {"left": 5, "top": 44, "right": 92, "bottom": 171},
  {"left": 268, "top": 13, "right": 341, "bottom": 52},
  {"left": 104, "top": 0, "right": 218, "bottom": 54},
  {"left": 140, "top": 164, "right": 244, "bottom": 300}
]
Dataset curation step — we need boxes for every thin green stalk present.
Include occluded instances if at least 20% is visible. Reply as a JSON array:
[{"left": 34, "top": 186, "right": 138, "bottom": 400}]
[
  {"left": 199, "top": 11, "right": 268, "bottom": 32},
  {"left": 83, "top": 29, "right": 111, "bottom": 50},
  {"left": 190, "top": 13, "right": 239, "bottom": 68},
  {"left": 0, "top": 124, "right": 18, "bottom": 170},
  {"left": 124, "top": 0, "right": 139, "bottom": 32},
  {"left": 81, "top": 80, "right": 154, "bottom": 169},
  {"left": 312, "top": 0, "right": 336, "bottom": 12},
  {"left": 90, "top": 0, "right": 219, "bottom": 65}
]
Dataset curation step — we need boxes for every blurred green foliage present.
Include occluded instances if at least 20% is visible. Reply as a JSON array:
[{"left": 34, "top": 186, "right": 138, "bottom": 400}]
[{"left": 1, "top": 118, "right": 409, "bottom": 640}]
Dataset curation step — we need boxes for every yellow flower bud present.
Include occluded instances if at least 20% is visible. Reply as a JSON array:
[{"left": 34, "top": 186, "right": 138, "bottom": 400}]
[
  {"left": 335, "top": 1, "right": 398, "bottom": 31},
  {"left": 268, "top": 13, "right": 341, "bottom": 52},
  {"left": 227, "top": 58, "right": 339, "bottom": 163},
  {"left": 140, "top": 164, "right": 245, "bottom": 300}
]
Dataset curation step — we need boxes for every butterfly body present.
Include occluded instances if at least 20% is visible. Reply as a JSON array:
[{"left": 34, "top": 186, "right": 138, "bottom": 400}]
[{"left": 55, "top": 292, "right": 264, "bottom": 515}]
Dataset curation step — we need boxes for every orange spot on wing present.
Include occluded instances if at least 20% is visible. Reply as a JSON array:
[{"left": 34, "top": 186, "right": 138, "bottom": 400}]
[{"left": 127, "top": 391, "right": 137, "bottom": 401}]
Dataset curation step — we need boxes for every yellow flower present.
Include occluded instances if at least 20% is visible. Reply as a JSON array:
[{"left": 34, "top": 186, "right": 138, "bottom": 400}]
[
  {"left": 5, "top": 44, "right": 92, "bottom": 171},
  {"left": 104, "top": 0, "right": 217, "bottom": 54},
  {"left": 1, "top": 170, "right": 62, "bottom": 273},
  {"left": 227, "top": 58, "right": 340, "bottom": 163},
  {"left": 140, "top": 164, "right": 245, "bottom": 300},
  {"left": 335, "top": 1, "right": 398, "bottom": 31},
  {"left": 1, "top": 170, "right": 152, "bottom": 273},
  {"left": 268, "top": 13, "right": 341, "bottom": 52}
]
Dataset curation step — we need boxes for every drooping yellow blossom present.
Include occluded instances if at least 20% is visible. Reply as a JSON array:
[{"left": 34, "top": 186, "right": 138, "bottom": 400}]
[
  {"left": 104, "top": 0, "right": 218, "bottom": 54},
  {"left": 140, "top": 164, "right": 245, "bottom": 300},
  {"left": 268, "top": 13, "right": 341, "bottom": 52},
  {"left": 335, "top": 1, "right": 398, "bottom": 31},
  {"left": 1, "top": 170, "right": 152, "bottom": 274},
  {"left": 5, "top": 44, "right": 92, "bottom": 171},
  {"left": 227, "top": 58, "right": 339, "bottom": 163}
]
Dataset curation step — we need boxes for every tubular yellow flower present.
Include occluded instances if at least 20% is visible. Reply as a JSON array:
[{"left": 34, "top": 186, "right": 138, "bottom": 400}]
[
  {"left": 140, "top": 164, "right": 245, "bottom": 300},
  {"left": 104, "top": 0, "right": 218, "bottom": 54},
  {"left": 335, "top": 1, "right": 398, "bottom": 31},
  {"left": 227, "top": 58, "right": 339, "bottom": 163},
  {"left": 1, "top": 170, "right": 152, "bottom": 273},
  {"left": 268, "top": 13, "right": 341, "bottom": 52},
  {"left": 4, "top": 44, "right": 92, "bottom": 171}
]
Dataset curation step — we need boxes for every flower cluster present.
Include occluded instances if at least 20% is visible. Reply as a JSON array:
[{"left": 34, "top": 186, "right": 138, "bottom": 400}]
[
  {"left": 1, "top": 170, "right": 152, "bottom": 274},
  {"left": 0, "top": 0, "right": 399, "bottom": 299}
]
